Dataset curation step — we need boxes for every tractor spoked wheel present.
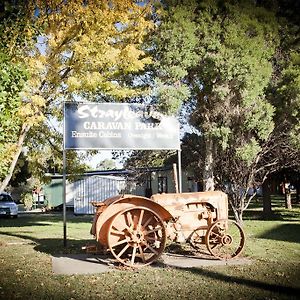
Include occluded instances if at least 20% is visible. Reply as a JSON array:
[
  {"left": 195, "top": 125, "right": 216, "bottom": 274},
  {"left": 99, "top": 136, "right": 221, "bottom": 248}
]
[
  {"left": 189, "top": 226, "right": 209, "bottom": 254},
  {"left": 107, "top": 206, "right": 166, "bottom": 267},
  {"left": 205, "top": 219, "right": 245, "bottom": 260}
]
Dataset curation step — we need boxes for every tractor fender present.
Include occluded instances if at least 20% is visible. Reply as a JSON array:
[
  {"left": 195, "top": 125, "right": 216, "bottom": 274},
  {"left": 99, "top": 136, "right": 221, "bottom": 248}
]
[{"left": 94, "top": 195, "right": 173, "bottom": 246}]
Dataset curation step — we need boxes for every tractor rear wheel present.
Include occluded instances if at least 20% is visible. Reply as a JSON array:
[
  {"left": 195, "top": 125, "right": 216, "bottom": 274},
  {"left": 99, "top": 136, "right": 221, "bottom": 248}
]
[{"left": 107, "top": 206, "right": 166, "bottom": 267}]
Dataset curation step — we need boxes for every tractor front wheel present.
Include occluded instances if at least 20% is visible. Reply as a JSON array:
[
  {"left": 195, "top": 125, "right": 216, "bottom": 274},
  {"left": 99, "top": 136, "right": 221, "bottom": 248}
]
[{"left": 205, "top": 219, "right": 245, "bottom": 259}]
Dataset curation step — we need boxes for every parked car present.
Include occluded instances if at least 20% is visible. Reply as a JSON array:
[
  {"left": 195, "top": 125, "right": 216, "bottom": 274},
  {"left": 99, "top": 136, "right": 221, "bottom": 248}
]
[{"left": 0, "top": 192, "right": 18, "bottom": 218}]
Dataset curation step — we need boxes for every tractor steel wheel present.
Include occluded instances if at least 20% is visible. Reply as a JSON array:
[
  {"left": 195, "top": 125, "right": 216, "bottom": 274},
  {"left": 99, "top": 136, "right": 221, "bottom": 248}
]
[
  {"left": 189, "top": 226, "right": 208, "bottom": 252},
  {"left": 107, "top": 206, "right": 166, "bottom": 267},
  {"left": 205, "top": 219, "right": 245, "bottom": 259}
]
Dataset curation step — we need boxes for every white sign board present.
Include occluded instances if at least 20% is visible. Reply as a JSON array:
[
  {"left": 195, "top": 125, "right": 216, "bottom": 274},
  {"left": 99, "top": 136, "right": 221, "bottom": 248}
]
[{"left": 64, "top": 102, "right": 180, "bottom": 150}]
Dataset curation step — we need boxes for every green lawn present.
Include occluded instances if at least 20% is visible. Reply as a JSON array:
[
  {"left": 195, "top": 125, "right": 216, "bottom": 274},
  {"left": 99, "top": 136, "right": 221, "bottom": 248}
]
[{"left": 0, "top": 196, "right": 299, "bottom": 300}]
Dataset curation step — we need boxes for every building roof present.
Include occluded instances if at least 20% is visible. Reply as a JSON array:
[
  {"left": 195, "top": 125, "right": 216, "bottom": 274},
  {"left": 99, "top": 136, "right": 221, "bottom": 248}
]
[{"left": 46, "top": 166, "right": 174, "bottom": 179}]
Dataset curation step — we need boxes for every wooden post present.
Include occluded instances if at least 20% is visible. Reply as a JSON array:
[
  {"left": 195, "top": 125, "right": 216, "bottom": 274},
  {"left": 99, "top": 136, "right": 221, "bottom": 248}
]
[
  {"left": 173, "top": 163, "right": 179, "bottom": 194},
  {"left": 177, "top": 149, "right": 182, "bottom": 193}
]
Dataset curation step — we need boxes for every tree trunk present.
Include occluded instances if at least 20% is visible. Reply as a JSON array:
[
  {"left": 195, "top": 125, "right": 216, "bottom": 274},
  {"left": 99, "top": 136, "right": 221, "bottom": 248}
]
[
  {"left": 283, "top": 181, "right": 292, "bottom": 209},
  {"left": 0, "top": 124, "right": 30, "bottom": 192},
  {"left": 231, "top": 204, "right": 243, "bottom": 226},
  {"left": 262, "top": 180, "right": 272, "bottom": 219},
  {"left": 285, "top": 193, "right": 292, "bottom": 209},
  {"left": 203, "top": 136, "right": 214, "bottom": 191}
]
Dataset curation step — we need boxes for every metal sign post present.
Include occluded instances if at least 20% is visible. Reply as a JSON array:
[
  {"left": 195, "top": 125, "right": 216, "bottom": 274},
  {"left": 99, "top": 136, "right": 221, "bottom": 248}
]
[{"left": 63, "top": 149, "right": 67, "bottom": 247}]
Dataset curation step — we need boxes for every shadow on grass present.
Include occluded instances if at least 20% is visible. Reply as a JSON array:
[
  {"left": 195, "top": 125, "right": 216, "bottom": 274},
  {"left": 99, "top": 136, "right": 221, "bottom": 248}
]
[
  {"left": 230, "top": 205, "right": 300, "bottom": 222},
  {"left": 187, "top": 267, "right": 300, "bottom": 297},
  {"left": 240, "top": 209, "right": 300, "bottom": 222},
  {"left": 0, "top": 212, "right": 93, "bottom": 228},
  {"left": 272, "top": 208, "right": 300, "bottom": 222},
  {"left": 227, "top": 194, "right": 300, "bottom": 222},
  {"left": 1, "top": 232, "right": 300, "bottom": 298},
  {"left": 0, "top": 231, "right": 94, "bottom": 255},
  {"left": 257, "top": 223, "right": 300, "bottom": 243}
]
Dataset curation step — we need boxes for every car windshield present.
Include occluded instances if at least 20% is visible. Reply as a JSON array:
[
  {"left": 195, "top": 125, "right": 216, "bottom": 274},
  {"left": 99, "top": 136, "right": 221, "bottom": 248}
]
[{"left": 0, "top": 194, "right": 13, "bottom": 202}]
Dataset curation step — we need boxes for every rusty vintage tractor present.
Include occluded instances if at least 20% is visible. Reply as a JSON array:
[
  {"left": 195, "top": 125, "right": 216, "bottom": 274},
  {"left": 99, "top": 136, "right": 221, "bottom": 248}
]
[{"left": 90, "top": 191, "right": 245, "bottom": 267}]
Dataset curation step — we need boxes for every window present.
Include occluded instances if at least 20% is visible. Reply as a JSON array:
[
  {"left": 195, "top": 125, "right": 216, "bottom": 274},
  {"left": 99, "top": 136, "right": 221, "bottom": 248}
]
[
  {"left": 0, "top": 194, "right": 13, "bottom": 202},
  {"left": 146, "top": 174, "right": 152, "bottom": 189},
  {"left": 158, "top": 176, "right": 168, "bottom": 193}
]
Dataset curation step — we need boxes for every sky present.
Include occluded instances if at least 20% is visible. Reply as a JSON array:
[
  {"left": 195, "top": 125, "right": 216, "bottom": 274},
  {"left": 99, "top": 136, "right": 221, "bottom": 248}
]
[{"left": 84, "top": 150, "right": 124, "bottom": 169}]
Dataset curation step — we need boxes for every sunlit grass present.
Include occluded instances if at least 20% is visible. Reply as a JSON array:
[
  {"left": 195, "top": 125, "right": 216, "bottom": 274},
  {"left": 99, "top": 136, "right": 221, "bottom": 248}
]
[{"left": 0, "top": 196, "right": 299, "bottom": 300}]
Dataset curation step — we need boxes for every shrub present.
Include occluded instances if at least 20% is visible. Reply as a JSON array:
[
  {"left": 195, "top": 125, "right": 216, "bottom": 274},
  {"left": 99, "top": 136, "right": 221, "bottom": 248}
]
[{"left": 21, "top": 192, "right": 33, "bottom": 211}]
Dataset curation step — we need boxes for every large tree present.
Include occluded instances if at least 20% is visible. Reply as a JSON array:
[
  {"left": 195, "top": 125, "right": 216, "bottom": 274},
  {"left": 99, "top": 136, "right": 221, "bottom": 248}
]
[
  {"left": 152, "top": 0, "right": 299, "bottom": 223},
  {"left": 0, "top": 53, "right": 28, "bottom": 182},
  {"left": 0, "top": 1, "right": 34, "bottom": 188},
  {"left": 0, "top": 0, "right": 154, "bottom": 191}
]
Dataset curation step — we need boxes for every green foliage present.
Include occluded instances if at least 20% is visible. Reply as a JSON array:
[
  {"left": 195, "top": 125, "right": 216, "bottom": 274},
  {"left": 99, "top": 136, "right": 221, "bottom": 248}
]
[
  {"left": 0, "top": 0, "right": 156, "bottom": 190},
  {"left": 0, "top": 53, "right": 28, "bottom": 180},
  {"left": 96, "top": 159, "right": 117, "bottom": 171},
  {"left": 125, "top": 150, "right": 176, "bottom": 170},
  {"left": 150, "top": 0, "right": 299, "bottom": 223},
  {"left": 244, "top": 100, "right": 275, "bottom": 141},
  {"left": 154, "top": 0, "right": 278, "bottom": 149},
  {"left": 155, "top": 79, "right": 190, "bottom": 114},
  {"left": 0, "top": 1, "right": 37, "bottom": 59},
  {"left": 33, "top": 0, "right": 154, "bottom": 100},
  {"left": 155, "top": 3, "right": 199, "bottom": 80},
  {"left": 266, "top": 0, "right": 300, "bottom": 150},
  {"left": 236, "top": 138, "right": 262, "bottom": 166},
  {"left": 210, "top": 126, "right": 231, "bottom": 150},
  {"left": 193, "top": 0, "right": 278, "bottom": 145},
  {"left": 153, "top": 1, "right": 199, "bottom": 114},
  {"left": 21, "top": 192, "right": 33, "bottom": 210},
  {"left": 275, "top": 63, "right": 300, "bottom": 147},
  {"left": 9, "top": 153, "right": 31, "bottom": 187},
  {"left": 0, "top": 53, "right": 27, "bottom": 140}
]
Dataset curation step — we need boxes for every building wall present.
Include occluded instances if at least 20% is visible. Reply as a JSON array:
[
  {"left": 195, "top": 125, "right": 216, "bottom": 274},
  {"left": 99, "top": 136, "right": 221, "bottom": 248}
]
[
  {"left": 43, "top": 168, "right": 203, "bottom": 214},
  {"left": 43, "top": 178, "right": 64, "bottom": 208},
  {"left": 72, "top": 175, "right": 126, "bottom": 214}
]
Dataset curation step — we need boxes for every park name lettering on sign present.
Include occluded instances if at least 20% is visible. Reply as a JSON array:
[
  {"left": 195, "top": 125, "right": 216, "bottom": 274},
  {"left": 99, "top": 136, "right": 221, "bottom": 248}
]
[{"left": 64, "top": 102, "right": 180, "bottom": 150}]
